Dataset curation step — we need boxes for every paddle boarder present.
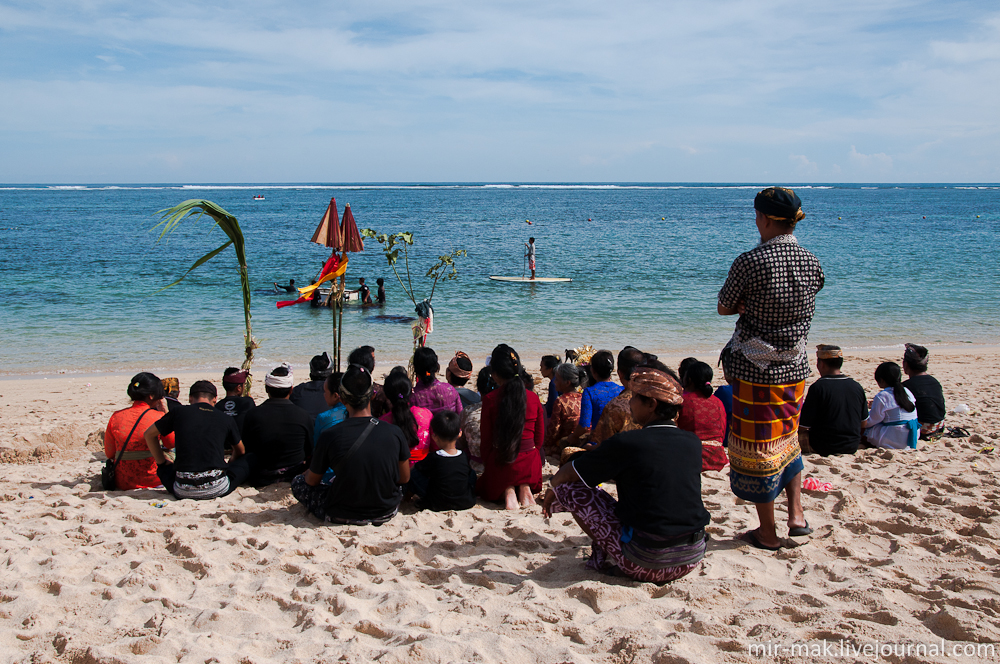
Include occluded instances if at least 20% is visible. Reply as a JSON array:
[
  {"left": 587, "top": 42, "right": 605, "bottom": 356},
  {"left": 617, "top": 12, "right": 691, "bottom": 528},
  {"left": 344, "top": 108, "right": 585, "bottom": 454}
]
[{"left": 525, "top": 237, "right": 536, "bottom": 280}]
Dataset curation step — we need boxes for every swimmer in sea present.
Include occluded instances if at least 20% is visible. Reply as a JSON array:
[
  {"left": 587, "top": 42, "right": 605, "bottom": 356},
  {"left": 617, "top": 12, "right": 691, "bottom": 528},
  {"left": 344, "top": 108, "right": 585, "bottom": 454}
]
[
  {"left": 273, "top": 279, "right": 296, "bottom": 294},
  {"left": 358, "top": 277, "right": 373, "bottom": 304}
]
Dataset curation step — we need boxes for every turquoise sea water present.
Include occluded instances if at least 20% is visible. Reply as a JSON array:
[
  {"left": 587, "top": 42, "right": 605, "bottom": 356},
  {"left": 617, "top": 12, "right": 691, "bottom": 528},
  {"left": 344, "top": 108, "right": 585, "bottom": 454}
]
[{"left": 0, "top": 183, "right": 997, "bottom": 376}]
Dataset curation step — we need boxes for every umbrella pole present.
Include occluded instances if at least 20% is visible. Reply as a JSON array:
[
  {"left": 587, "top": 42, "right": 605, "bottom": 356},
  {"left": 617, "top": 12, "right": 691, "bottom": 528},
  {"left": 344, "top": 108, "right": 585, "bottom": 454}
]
[
  {"left": 337, "top": 273, "right": 345, "bottom": 370},
  {"left": 331, "top": 298, "right": 338, "bottom": 372}
]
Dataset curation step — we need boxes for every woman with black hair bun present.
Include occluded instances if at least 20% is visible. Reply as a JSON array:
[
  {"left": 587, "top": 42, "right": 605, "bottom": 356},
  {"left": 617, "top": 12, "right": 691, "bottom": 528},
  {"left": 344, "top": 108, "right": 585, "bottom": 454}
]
[
  {"left": 379, "top": 366, "right": 433, "bottom": 464},
  {"left": 411, "top": 347, "right": 464, "bottom": 415},
  {"left": 103, "top": 372, "right": 175, "bottom": 490},
  {"left": 676, "top": 361, "right": 729, "bottom": 471},
  {"left": 863, "top": 362, "right": 920, "bottom": 450},
  {"left": 567, "top": 349, "right": 623, "bottom": 446},
  {"left": 545, "top": 363, "right": 587, "bottom": 456},
  {"left": 478, "top": 344, "right": 546, "bottom": 510}
]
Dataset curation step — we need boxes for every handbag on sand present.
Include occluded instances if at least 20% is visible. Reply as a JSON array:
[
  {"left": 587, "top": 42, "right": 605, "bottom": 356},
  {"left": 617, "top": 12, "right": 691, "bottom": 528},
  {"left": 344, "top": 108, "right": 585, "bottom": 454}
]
[{"left": 102, "top": 408, "right": 152, "bottom": 491}]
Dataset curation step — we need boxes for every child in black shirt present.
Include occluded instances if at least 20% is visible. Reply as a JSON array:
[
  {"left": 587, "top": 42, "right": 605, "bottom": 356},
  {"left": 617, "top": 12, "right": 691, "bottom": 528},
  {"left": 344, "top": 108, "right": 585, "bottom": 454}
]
[{"left": 411, "top": 411, "right": 477, "bottom": 511}]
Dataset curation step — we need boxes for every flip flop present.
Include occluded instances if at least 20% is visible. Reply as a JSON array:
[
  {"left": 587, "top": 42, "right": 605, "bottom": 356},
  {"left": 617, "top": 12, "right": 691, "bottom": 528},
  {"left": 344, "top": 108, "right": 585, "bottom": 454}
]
[
  {"left": 741, "top": 529, "right": 781, "bottom": 551},
  {"left": 788, "top": 522, "right": 813, "bottom": 537}
]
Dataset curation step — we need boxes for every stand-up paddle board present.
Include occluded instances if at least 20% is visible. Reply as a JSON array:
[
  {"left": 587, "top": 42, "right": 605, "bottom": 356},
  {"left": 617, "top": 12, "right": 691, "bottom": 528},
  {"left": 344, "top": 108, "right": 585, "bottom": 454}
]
[{"left": 489, "top": 276, "right": 572, "bottom": 283}]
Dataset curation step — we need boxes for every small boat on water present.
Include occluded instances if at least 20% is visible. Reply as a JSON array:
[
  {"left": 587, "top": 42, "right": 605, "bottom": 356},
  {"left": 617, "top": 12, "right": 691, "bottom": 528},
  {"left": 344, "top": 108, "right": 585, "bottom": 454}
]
[
  {"left": 253, "top": 195, "right": 265, "bottom": 200},
  {"left": 317, "top": 286, "right": 360, "bottom": 302}
]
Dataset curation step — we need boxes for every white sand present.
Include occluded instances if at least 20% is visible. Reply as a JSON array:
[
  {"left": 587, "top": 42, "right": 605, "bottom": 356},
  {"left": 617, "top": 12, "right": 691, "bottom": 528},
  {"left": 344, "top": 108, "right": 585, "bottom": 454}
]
[{"left": 1, "top": 351, "right": 999, "bottom": 662}]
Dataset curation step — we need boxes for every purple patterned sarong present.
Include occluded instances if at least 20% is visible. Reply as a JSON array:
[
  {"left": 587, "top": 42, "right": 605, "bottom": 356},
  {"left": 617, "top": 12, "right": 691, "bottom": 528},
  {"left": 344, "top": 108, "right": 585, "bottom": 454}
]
[{"left": 552, "top": 483, "right": 705, "bottom": 583}]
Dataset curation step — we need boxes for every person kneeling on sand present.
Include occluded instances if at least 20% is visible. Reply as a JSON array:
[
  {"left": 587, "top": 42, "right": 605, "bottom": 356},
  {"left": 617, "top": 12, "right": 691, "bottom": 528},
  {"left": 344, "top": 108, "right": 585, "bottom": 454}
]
[
  {"left": 241, "top": 364, "right": 314, "bottom": 486},
  {"left": 477, "top": 344, "right": 545, "bottom": 510},
  {"left": 143, "top": 380, "right": 256, "bottom": 499},
  {"left": 409, "top": 411, "right": 478, "bottom": 512},
  {"left": 291, "top": 364, "right": 410, "bottom": 525},
  {"left": 798, "top": 345, "right": 867, "bottom": 456},
  {"left": 542, "top": 362, "right": 709, "bottom": 583}
]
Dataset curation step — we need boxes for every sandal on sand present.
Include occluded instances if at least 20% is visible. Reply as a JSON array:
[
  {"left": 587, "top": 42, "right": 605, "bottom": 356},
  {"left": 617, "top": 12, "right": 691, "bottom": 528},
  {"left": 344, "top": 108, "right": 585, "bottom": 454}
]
[
  {"left": 946, "top": 427, "right": 970, "bottom": 438},
  {"left": 741, "top": 530, "right": 781, "bottom": 551},
  {"left": 788, "top": 522, "right": 813, "bottom": 537}
]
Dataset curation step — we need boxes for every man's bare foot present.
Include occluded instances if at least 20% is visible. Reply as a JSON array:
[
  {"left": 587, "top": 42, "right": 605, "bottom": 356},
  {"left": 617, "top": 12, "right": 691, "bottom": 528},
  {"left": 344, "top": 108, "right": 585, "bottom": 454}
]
[
  {"left": 517, "top": 484, "right": 536, "bottom": 507},
  {"left": 504, "top": 486, "right": 519, "bottom": 510}
]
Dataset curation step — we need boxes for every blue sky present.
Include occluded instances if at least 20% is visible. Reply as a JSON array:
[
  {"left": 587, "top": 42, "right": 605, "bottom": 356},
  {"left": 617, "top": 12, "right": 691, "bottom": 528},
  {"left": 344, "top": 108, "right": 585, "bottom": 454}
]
[{"left": 1, "top": 1, "right": 998, "bottom": 182}]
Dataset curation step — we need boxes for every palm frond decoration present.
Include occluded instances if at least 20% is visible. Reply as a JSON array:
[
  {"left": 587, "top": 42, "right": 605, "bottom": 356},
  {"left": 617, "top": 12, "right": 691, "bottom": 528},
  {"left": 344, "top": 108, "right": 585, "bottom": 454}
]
[{"left": 153, "top": 199, "right": 259, "bottom": 386}]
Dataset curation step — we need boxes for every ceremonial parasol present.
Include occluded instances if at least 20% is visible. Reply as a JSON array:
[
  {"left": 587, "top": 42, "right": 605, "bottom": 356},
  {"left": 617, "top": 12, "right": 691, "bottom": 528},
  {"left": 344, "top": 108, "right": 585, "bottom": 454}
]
[{"left": 312, "top": 199, "right": 364, "bottom": 370}]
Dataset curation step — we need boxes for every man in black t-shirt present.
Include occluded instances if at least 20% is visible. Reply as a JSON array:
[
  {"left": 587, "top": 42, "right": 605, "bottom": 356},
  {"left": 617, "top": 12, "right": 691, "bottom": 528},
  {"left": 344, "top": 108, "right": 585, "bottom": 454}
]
[
  {"left": 291, "top": 364, "right": 410, "bottom": 525},
  {"left": 358, "top": 277, "right": 373, "bottom": 304},
  {"left": 291, "top": 353, "right": 333, "bottom": 420},
  {"left": 242, "top": 364, "right": 314, "bottom": 485},
  {"left": 216, "top": 368, "right": 255, "bottom": 434},
  {"left": 542, "top": 364, "right": 709, "bottom": 583},
  {"left": 143, "top": 380, "right": 256, "bottom": 500},
  {"left": 799, "top": 345, "right": 868, "bottom": 456}
]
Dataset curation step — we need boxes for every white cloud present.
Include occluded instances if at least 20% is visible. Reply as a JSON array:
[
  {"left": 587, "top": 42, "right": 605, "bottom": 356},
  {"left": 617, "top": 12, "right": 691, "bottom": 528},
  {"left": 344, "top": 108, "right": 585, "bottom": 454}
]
[
  {"left": 849, "top": 145, "right": 893, "bottom": 172},
  {"left": 789, "top": 154, "right": 818, "bottom": 174},
  {"left": 1, "top": 2, "right": 999, "bottom": 181}
]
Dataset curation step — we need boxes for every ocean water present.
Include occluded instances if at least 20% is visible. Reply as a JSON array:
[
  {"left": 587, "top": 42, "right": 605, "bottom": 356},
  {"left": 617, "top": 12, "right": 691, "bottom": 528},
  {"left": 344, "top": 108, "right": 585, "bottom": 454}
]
[{"left": 0, "top": 183, "right": 997, "bottom": 376}]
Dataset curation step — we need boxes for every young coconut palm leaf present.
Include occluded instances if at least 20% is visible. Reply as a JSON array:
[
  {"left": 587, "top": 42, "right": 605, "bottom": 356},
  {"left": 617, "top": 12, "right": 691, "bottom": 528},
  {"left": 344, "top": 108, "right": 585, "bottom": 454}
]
[{"left": 154, "top": 199, "right": 259, "bottom": 383}]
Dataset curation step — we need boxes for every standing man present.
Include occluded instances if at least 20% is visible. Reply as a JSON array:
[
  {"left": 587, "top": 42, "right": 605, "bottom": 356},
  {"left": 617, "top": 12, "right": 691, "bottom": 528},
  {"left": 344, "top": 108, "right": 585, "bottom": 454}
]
[
  {"left": 525, "top": 237, "right": 536, "bottom": 280},
  {"left": 799, "top": 345, "right": 868, "bottom": 456},
  {"left": 358, "top": 277, "right": 373, "bottom": 304},
  {"left": 376, "top": 278, "right": 386, "bottom": 304}
]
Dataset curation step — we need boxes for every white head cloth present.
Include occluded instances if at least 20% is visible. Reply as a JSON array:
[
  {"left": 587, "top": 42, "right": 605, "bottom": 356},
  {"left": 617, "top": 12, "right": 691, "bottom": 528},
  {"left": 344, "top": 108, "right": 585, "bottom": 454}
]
[{"left": 264, "top": 363, "right": 294, "bottom": 389}]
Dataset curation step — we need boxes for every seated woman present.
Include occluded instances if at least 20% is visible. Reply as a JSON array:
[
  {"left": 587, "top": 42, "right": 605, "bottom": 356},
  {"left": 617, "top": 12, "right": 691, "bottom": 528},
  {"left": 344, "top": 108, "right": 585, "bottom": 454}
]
[
  {"left": 411, "top": 347, "right": 464, "bottom": 415},
  {"left": 477, "top": 344, "right": 545, "bottom": 510},
  {"left": 539, "top": 354, "right": 561, "bottom": 419},
  {"left": 676, "top": 361, "right": 729, "bottom": 471},
  {"left": 863, "top": 362, "right": 919, "bottom": 450},
  {"left": 544, "top": 363, "right": 586, "bottom": 457},
  {"left": 104, "top": 372, "right": 175, "bottom": 490},
  {"left": 542, "top": 362, "right": 710, "bottom": 583},
  {"left": 901, "top": 343, "right": 946, "bottom": 439},
  {"left": 566, "top": 350, "right": 622, "bottom": 446},
  {"left": 460, "top": 367, "right": 494, "bottom": 475},
  {"left": 379, "top": 367, "right": 433, "bottom": 465}
]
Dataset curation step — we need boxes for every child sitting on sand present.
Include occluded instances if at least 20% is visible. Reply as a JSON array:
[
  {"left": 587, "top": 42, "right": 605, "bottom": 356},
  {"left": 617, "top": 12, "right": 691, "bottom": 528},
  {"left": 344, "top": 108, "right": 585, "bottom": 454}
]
[
  {"left": 863, "top": 362, "right": 919, "bottom": 450},
  {"left": 409, "top": 411, "right": 477, "bottom": 512}
]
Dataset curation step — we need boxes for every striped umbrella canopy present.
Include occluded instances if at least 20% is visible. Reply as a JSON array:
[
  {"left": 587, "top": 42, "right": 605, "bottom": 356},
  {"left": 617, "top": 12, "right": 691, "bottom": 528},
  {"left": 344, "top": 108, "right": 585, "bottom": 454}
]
[
  {"left": 311, "top": 197, "right": 342, "bottom": 248},
  {"left": 340, "top": 203, "right": 365, "bottom": 252}
]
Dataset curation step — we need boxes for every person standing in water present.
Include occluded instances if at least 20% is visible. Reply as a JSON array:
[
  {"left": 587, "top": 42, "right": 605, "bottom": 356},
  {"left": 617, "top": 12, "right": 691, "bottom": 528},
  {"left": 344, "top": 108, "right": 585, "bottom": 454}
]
[
  {"left": 376, "top": 278, "right": 386, "bottom": 304},
  {"left": 525, "top": 237, "right": 536, "bottom": 280}
]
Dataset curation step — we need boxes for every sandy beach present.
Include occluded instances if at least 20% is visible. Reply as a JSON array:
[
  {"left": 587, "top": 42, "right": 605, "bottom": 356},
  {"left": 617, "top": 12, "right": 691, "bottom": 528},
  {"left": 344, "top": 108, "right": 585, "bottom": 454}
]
[{"left": 2, "top": 349, "right": 999, "bottom": 663}]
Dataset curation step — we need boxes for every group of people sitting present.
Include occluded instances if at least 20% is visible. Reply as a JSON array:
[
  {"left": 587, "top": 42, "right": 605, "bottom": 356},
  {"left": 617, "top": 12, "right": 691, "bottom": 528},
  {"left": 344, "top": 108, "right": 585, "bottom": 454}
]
[{"left": 798, "top": 342, "right": 946, "bottom": 455}]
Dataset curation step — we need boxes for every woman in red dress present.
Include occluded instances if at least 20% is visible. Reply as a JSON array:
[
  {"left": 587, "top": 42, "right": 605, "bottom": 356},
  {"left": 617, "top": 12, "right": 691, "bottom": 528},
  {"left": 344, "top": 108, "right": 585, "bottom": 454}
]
[
  {"left": 676, "top": 361, "right": 729, "bottom": 472},
  {"left": 477, "top": 344, "right": 545, "bottom": 510},
  {"left": 104, "top": 372, "right": 175, "bottom": 490}
]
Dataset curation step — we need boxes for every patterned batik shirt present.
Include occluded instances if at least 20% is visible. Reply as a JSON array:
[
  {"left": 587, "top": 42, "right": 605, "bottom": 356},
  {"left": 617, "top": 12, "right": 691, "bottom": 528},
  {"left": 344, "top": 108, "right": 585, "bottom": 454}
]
[
  {"left": 589, "top": 389, "right": 639, "bottom": 444},
  {"left": 718, "top": 234, "right": 824, "bottom": 385}
]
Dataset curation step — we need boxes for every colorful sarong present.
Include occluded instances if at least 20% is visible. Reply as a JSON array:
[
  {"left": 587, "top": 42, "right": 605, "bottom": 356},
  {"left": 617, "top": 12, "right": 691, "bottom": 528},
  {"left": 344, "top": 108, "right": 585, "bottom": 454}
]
[
  {"left": 727, "top": 378, "right": 805, "bottom": 503},
  {"left": 551, "top": 483, "right": 704, "bottom": 584},
  {"left": 920, "top": 420, "right": 945, "bottom": 440}
]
